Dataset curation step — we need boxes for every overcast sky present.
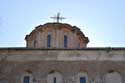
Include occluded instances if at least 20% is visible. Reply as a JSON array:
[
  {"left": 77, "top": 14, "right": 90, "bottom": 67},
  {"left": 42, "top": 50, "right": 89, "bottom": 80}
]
[{"left": 0, "top": 0, "right": 125, "bottom": 47}]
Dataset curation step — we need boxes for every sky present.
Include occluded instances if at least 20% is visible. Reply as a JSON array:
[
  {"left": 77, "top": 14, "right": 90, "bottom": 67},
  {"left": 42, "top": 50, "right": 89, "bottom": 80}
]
[{"left": 0, "top": 0, "right": 125, "bottom": 47}]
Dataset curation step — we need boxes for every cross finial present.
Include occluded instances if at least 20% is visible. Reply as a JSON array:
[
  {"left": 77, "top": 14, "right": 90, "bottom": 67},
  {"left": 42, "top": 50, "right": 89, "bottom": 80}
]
[{"left": 51, "top": 12, "right": 66, "bottom": 23}]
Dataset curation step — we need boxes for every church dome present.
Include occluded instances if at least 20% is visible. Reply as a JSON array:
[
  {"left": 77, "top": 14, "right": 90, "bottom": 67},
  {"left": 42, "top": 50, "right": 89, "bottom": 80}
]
[{"left": 25, "top": 23, "right": 89, "bottom": 49}]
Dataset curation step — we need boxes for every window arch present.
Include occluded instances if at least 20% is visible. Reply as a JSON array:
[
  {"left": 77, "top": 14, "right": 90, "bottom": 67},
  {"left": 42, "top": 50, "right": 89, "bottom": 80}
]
[
  {"left": 47, "top": 71, "right": 63, "bottom": 83},
  {"left": 33, "top": 40, "right": 36, "bottom": 48},
  {"left": 105, "top": 71, "right": 122, "bottom": 83},
  {"left": 64, "top": 35, "right": 68, "bottom": 48},
  {"left": 76, "top": 72, "right": 88, "bottom": 83},
  {"left": 21, "top": 74, "right": 33, "bottom": 83},
  {"left": 47, "top": 34, "right": 51, "bottom": 48}
]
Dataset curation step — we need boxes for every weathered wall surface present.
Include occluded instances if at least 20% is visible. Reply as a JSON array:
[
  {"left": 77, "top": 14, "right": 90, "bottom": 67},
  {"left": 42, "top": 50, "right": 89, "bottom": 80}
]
[
  {"left": 0, "top": 48, "right": 125, "bottom": 61},
  {"left": 0, "top": 48, "right": 125, "bottom": 83},
  {"left": 25, "top": 23, "right": 89, "bottom": 48}
]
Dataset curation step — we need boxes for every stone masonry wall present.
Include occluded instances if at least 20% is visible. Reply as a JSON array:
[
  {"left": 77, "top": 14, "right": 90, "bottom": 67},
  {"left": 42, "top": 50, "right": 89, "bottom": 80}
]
[
  {"left": 25, "top": 23, "right": 89, "bottom": 48},
  {"left": 0, "top": 48, "right": 125, "bottom": 83}
]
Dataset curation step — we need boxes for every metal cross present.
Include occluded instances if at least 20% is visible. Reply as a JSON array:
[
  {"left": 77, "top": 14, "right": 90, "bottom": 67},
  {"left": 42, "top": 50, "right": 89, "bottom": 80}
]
[{"left": 51, "top": 12, "right": 66, "bottom": 23}]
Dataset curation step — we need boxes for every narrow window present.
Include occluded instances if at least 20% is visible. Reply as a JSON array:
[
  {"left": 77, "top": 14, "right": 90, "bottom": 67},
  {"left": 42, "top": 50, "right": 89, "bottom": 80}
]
[
  {"left": 80, "top": 77, "right": 86, "bottom": 83},
  {"left": 34, "top": 40, "right": 36, "bottom": 48},
  {"left": 23, "top": 76, "right": 30, "bottom": 83},
  {"left": 47, "top": 34, "right": 51, "bottom": 48},
  {"left": 53, "top": 77, "right": 56, "bottom": 83},
  {"left": 64, "top": 35, "right": 68, "bottom": 48},
  {"left": 78, "top": 43, "right": 80, "bottom": 48}
]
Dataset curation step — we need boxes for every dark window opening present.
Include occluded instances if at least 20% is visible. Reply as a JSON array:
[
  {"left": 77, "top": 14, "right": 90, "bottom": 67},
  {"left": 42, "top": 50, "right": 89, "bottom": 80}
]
[
  {"left": 34, "top": 40, "right": 36, "bottom": 47},
  {"left": 80, "top": 77, "right": 86, "bottom": 83},
  {"left": 53, "top": 77, "right": 56, "bottom": 83},
  {"left": 47, "top": 34, "right": 51, "bottom": 48},
  {"left": 64, "top": 35, "right": 68, "bottom": 48},
  {"left": 23, "top": 76, "right": 30, "bottom": 83}
]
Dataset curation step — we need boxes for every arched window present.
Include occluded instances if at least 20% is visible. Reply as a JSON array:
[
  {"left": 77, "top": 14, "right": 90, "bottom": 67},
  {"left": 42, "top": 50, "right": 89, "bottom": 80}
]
[
  {"left": 21, "top": 74, "right": 32, "bottom": 83},
  {"left": 47, "top": 71, "right": 62, "bottom": 83},
  {"left": 33, "top": 40, "right": 36, "bottom": 48},
  {"left": 105, "top": 71, "right": 122, "bottom": 83},
  {"left": 76, "top": 72, "right": 88, "bottom": 83},
  {"left": 64, "top": 35, "right": 68, "bottom": 48},
  {"left": 47, "top": 34, "right": 51, "bottom": 48},
  {"left": 23, "top": 76, "right": 30, "bottom": 83},
  {"left": 53, "top": 77, "right": 56, "bottom": 83}
]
